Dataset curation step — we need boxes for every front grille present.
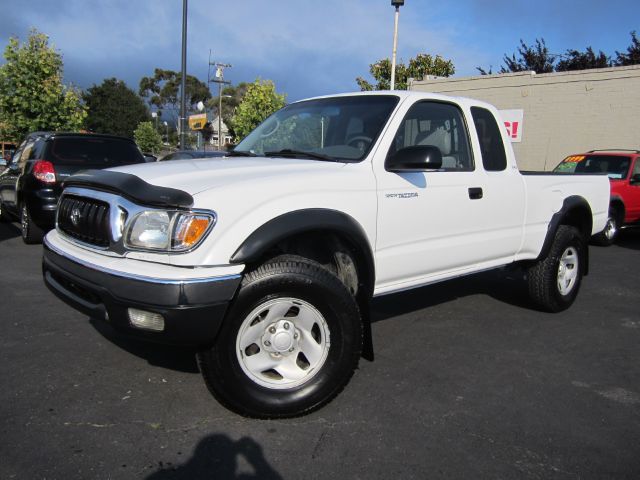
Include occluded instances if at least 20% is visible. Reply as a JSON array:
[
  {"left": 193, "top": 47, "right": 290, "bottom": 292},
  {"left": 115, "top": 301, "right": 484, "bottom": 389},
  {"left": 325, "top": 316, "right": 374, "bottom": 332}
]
[{"left": 58, "top": 195, "right": 111, "bottom": 247}]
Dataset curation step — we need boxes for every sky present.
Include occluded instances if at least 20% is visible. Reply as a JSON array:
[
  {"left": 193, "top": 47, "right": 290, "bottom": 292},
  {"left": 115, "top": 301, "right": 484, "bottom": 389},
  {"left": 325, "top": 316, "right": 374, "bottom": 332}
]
[{"left": 1, "top": 0, "right": 639, "bottom": 102}]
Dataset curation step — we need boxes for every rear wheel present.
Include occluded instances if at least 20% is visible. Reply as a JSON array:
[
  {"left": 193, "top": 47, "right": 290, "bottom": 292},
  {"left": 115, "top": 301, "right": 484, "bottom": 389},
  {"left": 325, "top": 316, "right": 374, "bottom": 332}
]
[
  {"left": 527, "top": 225, "right": 584, "bottom": 312},
  {"left": 197, "top": 255, "right": 362, "bottom": 418},
  {"left": 0, "top": 201, "right": 10, "bottom": 223},
  {"left": 21, "top": 204, "right": 44, "bottom": 244}
]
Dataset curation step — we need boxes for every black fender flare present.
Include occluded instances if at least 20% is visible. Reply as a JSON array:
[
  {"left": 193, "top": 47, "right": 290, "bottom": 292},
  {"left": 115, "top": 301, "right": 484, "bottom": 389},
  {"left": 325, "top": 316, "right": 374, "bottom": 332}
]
[
  {"left": 537, "top": 195, "right": 592, "bottom": 273},
  {"left": 230, "top": 209, "right": 375, "bottom": 288}
]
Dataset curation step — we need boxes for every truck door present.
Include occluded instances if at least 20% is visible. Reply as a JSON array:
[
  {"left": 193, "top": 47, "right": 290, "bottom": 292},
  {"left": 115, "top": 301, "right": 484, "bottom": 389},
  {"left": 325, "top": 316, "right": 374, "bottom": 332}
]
[{"left": 373, "top": 100, "right": 525, "bottom": 293}]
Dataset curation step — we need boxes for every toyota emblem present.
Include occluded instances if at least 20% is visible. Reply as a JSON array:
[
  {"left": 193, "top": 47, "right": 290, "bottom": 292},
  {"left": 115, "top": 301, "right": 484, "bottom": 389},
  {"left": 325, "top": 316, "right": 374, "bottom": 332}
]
[{"left": 70, "top": 207, "right": 82, "bottom": 227}]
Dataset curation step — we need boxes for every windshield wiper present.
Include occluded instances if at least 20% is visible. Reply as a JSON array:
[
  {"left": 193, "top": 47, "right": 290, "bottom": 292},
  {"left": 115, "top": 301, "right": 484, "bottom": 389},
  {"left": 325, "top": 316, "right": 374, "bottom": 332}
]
[
  {"left": 264, "top": 149, "right": 337, "bottom": 162},
  {"left": 226, "top": 150, "right": 258, "bottom": 157}
]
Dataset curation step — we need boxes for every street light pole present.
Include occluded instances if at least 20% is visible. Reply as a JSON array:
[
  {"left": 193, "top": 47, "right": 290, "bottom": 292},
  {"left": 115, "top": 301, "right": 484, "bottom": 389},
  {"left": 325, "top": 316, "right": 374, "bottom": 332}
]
[
  {"left": 390, "top": 0, "right": 404, "bottom": 91},
  {"left": 179, "top": 0, "right": 188, "bottom": 149},
  {"left": 218, "top": 82, "right": 223, "bottom": 149}
]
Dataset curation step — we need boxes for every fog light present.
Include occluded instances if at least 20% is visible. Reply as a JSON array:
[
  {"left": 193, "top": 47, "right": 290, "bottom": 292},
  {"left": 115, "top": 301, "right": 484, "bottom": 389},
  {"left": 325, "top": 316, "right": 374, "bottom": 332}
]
[{"left": 128, "top": 308, "right": 165, "bottom": 332}]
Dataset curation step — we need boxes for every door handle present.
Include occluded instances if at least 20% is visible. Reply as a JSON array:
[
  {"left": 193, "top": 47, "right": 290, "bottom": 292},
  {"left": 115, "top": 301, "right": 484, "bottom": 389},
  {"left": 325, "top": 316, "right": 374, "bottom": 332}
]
[{"left": 468, "top": 187, "right": 483, "bottom": 200}]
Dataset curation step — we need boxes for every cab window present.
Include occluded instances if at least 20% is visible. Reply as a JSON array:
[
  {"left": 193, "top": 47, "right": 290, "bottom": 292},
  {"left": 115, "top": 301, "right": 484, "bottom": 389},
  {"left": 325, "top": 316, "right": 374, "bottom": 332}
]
[{"left": 389, "top": 101, "right": 473, "bottom": 171}]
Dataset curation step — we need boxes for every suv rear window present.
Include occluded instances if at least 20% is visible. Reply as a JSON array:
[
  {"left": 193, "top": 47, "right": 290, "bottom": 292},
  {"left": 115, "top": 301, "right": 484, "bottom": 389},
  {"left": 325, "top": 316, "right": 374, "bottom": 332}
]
[{"left": 48, "top": 137, "right": 145, "bottom": 167}]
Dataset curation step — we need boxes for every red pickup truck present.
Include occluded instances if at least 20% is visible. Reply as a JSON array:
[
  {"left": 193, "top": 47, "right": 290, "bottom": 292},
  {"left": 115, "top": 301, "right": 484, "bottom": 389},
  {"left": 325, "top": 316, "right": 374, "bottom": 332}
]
[{"left": 554, "top": 150, "right": 640, "bottom": 245}]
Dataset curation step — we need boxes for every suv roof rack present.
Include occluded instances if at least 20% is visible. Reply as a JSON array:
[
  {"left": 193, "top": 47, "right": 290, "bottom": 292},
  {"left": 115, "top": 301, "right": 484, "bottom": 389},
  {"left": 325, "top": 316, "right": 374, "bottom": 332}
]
[{"left": 587, "top": 149, "right": 640, "bottom": 154}]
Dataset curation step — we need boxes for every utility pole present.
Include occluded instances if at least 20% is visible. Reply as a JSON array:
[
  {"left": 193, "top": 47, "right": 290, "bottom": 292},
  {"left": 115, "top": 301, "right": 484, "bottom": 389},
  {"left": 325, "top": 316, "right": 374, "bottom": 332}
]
[
  {"left": 209, "top": 59, "right": 231, "bottom": 149},
  {"left": 179, "top": 0, "right": 188, "bottom": 149},
  {"left": 390, "top": 0, "right": 404, "bottom": 90}
]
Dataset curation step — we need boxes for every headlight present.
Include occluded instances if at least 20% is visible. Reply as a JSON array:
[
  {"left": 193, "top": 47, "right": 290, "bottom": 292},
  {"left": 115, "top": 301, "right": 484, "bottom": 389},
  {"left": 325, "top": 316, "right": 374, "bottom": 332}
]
[{"left": 125, "top": 210, "right": 215, "bottom": 252}]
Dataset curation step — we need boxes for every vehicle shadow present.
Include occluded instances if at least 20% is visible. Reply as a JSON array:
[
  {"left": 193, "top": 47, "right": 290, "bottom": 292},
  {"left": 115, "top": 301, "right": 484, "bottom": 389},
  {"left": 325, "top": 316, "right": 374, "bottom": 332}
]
[
  {"left": 145, "top": 434, "right": 282, "bottom": 480},
  {"left": 0, "top": 221, "right": 20, "bottom": 241},
  {"left": 89, "top": 319, "right": 200, "bottom": 374},
  {"left": 615, "top": 228, "right": 640, "bottom": 251},
  {"left": 371, "top": 267, "right": 532, "bottom": 324}
]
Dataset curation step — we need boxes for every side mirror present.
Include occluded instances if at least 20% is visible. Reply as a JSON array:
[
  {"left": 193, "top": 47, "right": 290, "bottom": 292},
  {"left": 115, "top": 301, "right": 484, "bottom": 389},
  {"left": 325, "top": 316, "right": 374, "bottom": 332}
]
[
  {"left": 630, "top": 173, "right": 640, "bottom": 186},
  {"left": 385, "top": 145, "right": 442, "bottom": 172}
]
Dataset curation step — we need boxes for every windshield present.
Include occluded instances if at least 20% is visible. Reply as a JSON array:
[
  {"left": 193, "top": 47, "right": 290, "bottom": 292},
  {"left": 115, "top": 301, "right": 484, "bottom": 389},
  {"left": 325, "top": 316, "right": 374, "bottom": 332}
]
[
  {"left": 234, "top": 95, "right": 399, "bottom": 162},
  {"left": 553, "top": 154, "right": 632, "bottom": 179}
]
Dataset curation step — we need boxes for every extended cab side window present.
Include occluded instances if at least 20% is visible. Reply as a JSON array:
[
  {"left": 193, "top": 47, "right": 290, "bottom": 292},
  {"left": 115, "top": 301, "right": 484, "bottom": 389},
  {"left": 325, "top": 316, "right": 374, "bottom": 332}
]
[
  {"left": 389, "top": 101, "right": 473, "bottom": 171},
  {"left": 471, "top": 107, "right": 507, "bottom": 172}
]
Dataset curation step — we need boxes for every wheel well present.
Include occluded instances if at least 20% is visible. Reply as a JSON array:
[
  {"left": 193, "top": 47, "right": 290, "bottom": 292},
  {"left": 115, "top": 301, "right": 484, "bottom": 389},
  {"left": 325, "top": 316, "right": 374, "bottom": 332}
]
[
  {"left": 244, "top": 230, "right": 372, "bottom": 298},
  {"left": 610, "top": 199, "right": 625, "bottom": 222},
  {"left": 560, "top": 205, "right": 593, "bottom": 240}
]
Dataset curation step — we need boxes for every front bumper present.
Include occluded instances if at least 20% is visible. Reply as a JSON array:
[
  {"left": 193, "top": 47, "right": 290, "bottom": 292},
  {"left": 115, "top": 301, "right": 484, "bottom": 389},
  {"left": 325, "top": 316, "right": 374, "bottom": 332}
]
[{"left": 42, "top": 239, "right": 242, "bottom": 347}]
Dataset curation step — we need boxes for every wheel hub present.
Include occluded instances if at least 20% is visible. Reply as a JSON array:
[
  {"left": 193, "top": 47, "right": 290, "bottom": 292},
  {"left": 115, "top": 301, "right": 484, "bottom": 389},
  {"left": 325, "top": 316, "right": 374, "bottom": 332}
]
[
  {"left": 236, "top": 297, "right": 330, "bottom": 390},
  {"left": 261, "top": 320, "right": 300, "bottom": 355},
  {"left": 605, "top": 218, "right": 617, "bottom": 240},
  {"left": 557, "top": 246, "right": 578, "bottom": 295}
]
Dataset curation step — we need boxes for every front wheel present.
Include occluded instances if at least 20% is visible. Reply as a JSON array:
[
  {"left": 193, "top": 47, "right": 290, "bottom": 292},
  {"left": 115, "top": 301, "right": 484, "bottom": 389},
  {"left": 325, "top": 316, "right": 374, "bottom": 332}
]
[
  {"left": 197, "top": 255, "right": 363, "bottom": 418},
  {"left": 593, "top": 208, "right": 620, "bottom": 246},
  {"left": 527, "top": 225, "right": 585, "bottom": 312}
]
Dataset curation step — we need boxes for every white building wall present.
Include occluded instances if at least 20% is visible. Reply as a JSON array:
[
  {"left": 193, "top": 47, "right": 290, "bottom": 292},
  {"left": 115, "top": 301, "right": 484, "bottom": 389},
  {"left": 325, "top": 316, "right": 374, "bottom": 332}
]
[{"left": 410, "top": 65, "right": 640, "bottom": 170}]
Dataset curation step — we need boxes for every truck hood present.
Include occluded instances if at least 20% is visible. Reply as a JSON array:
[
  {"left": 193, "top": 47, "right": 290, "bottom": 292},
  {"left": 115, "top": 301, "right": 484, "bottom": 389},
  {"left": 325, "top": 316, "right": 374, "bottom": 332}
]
[{"left": 111, "top": 156, "right": 348, "bottom": 196}]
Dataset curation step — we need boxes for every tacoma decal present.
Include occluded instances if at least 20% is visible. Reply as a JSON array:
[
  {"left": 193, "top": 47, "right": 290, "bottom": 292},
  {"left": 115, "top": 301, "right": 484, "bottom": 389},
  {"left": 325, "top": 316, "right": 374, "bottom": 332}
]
[{"left": 385, "top": 192, "right": 418, "bottom": 199}]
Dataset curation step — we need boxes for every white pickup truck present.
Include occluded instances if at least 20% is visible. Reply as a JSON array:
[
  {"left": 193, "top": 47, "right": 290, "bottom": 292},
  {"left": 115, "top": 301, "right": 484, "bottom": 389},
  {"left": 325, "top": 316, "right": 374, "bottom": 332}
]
[{"left": 43, "top": 91, "right": 610, "bottom": 418}]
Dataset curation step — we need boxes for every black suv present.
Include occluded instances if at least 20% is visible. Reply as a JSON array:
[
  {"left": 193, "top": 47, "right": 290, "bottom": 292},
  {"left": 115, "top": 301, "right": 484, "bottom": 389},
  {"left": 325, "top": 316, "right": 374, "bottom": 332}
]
[{"left": 0, "top": 132, "right": 146, "bottom": 243}]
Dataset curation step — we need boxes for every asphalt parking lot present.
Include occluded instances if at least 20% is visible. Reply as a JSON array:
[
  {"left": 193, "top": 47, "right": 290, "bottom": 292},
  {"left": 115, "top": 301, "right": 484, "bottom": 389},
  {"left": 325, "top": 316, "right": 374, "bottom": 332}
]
[{"left": 1, "top": 222, "right": 639, "bottom": 479}]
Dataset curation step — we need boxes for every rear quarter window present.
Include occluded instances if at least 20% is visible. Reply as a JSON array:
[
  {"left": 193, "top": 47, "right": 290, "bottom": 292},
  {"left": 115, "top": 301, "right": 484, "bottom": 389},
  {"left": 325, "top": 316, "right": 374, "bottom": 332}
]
[
  {"left": 47, "top": 137, "right": 145, "bottom": 167},
  {"left": 470, "top": 107, "right": 507, "bottom": 172}
]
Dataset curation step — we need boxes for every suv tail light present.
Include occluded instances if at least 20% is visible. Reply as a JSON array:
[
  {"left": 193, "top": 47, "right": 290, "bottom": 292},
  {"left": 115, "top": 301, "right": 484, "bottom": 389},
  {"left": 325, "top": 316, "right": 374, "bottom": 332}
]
[{"left": 33, "top": 160, "right": 56, "bottom": 184}]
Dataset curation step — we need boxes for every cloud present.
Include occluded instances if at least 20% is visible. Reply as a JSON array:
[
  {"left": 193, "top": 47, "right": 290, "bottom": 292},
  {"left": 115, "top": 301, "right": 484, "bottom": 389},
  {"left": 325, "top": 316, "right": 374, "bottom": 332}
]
[{"left": 2, "top": 0, "right": 638, "bottom": 100}]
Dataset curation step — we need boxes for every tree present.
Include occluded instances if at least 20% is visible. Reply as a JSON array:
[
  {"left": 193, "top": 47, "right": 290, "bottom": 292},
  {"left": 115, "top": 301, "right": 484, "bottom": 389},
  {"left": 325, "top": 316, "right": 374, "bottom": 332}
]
[
  {"left": 556, "top": 47, "right": 610, "bottom": 72},
  {"left": 615, "top": 31, "right": 640, "bottom": 66},
  {"left": 356, "top": 53, "right": 455, "bottom": 91},
  {"left": 478, "top": 34, "right": 640, "bottom": 75},
  {"left": 499, "top": 38, "right": 555, "bottom": 74},
  {"left": 134, "top": 121, "right": 162, "bottom": 154},
  {"left": 0, "top": 29, "right": 86, "bottom": 142},
  {"left": 207, "top": 82, "right": 249, "bottom": 138},
  {"left": 138, "top": 69, "right": 211, "bottom": 121},
  {"left": 229, "top": 79, "right": 286, "bottom": 142},
  {"left": 84, "top": 78, "right": 150, "bottom": 138}
]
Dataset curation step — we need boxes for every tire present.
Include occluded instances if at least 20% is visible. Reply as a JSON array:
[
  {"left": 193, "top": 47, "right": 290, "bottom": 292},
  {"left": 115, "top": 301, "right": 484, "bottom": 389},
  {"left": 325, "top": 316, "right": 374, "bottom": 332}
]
[
  {"left": 197, "top": 255, "right": 363, "bottom": 418},
  {"left": 0, "top": 201, "right": 10, "bottom": 223},
  {"left": 527, "top": 225, "right": 584, "bottom": 313},
  {"left": 592, "top": 208, "right": 620, "bottom": 246},
  {"left": 20, "top": 204, "right": 44, "bottom": 244}
]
